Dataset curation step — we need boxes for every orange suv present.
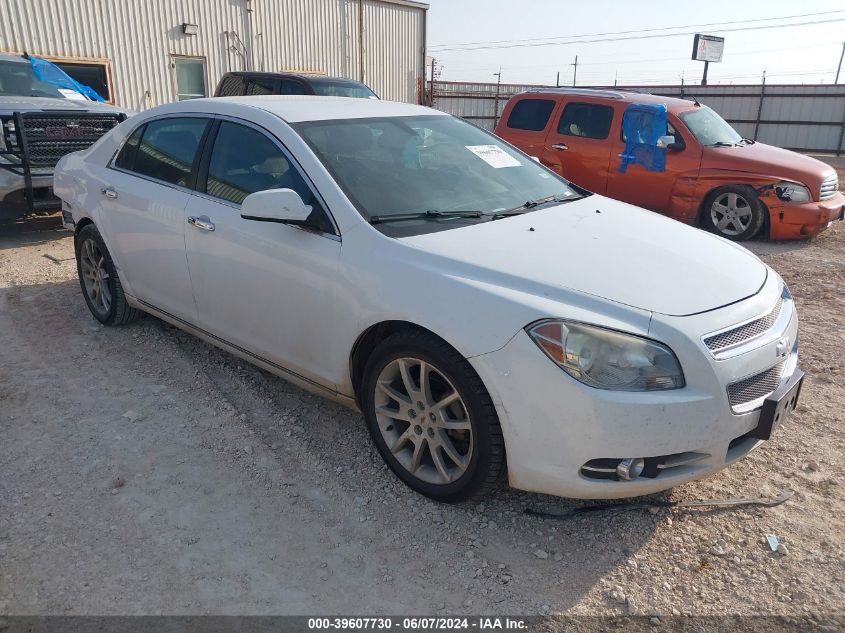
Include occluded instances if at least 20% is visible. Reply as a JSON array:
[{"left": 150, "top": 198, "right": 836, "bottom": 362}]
[{"left": 495, "top": 88, "right": 844, "bottom": 241}]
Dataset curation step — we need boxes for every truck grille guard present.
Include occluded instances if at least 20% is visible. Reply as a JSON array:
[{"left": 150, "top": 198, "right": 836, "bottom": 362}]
[{"left": 0, "top": 110, "right": 125, "bottom": 215}]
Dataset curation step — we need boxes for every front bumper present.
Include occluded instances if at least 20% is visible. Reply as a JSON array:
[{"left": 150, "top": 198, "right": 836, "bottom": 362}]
[
  {"left": 0, "top": 166, "right": 57, "bottom": 218},
  {"left": 767, "top": 190, "right": 845, "bottom": 240},
  {"left": 470, "top": 276, "right": 799, "bottom": 499}
]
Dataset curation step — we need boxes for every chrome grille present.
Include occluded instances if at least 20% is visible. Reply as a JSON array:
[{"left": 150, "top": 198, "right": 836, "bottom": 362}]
[
  {"left": 820, "top": 173, "right": 838, "bottom": 201},
  {"left": 727, "top": 361, "right": 785, "bottom": 412},
  {"left": 704, "top": 291, "right": 786, "bottom": 353}
]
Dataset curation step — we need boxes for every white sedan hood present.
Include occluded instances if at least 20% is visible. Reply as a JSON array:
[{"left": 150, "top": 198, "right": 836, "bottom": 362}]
[{"left": 399, "top": 195, "right": 767, "bottom": 317}]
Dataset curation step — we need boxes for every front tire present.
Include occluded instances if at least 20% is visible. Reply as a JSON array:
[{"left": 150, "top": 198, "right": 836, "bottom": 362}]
[
  {"left": 702, "top": 185, "right": 765, "bottom": 241},
  {"left": 75, "top": 224, "right": 142, "bottom": 326},
  {"left": 361, "top": 329, "right": 505, "bottom": 502}
]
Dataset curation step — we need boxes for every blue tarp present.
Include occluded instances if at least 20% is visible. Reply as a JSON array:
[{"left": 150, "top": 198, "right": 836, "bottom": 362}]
[
  {"left": 618, "top": 103, "right": 667, "bottom": 173},
  {"left": 28, "top": 55, "right": 105, "bottom": 102}
]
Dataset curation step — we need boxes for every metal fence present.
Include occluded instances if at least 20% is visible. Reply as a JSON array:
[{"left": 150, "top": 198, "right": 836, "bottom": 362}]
[{"left": 429, "top": 81, "right": 845, "bottom": 154}]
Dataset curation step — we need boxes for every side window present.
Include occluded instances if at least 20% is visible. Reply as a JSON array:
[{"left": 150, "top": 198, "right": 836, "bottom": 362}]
[
  {"left": 216, "top": 74, "right": 245, "bottom": 96},
  {"left": 246, "top": 76, "right": 277, "bottom": 95},
  {"left": 557, "top": 102, "right": 614, "bottom": 139},
  {"left": 506, "top": 99, "right": 556, "bottom": 131},
  {"left": 205, "top": 121, "right": 329, "bottom": 223},
  {"left": 280, "top": 80, "right": 307, "bottom": 95},
  {"left": 621, "top": 120, "right": 685, "bottom": 147},
  {"left": 132, "top": 118, "right": 208, "bottom": 187},
  {"left": 113, "top": 124, "right": 144, "bottom": 171}
]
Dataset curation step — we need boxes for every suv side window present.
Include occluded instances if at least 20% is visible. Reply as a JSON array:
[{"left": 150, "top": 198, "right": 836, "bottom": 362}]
[
  {"left": 621, "top": 121, "right": 686, "bottom": 148},
  {"left": 216, "top": 74, "right": 245, "bottom": 96},
  {"left": 506, "top": 99, "right": 556, "bottom": 131},
  {"left": 557, "top": 102, "right": 614, "bottom": 139},
  {"left": 246, "top": 76, "right": 277, "bottom": 95},
  {"left": 114, "top": 124, "right": 144, "bottom": 171},
  {"left": 132, "top": 118, "right": 208, "bottom": 187},
  {"left": 204, "top": 121, "right": 332, "bottom": 231},
  {"left": 280, "top": 79, "right": 307, "bottom": 95}
]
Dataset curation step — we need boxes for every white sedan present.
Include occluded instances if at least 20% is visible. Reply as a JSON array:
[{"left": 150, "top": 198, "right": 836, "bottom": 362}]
[{"left": 54, "top": 96, "right": 803, "bottom": 502}]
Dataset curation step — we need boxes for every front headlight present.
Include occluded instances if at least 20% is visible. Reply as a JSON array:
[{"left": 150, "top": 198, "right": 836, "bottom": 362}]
[
  {"left": 774, "top": 182, "right": 811, "bottom": 203},
  {"left": 527, "top": 320, "right": 685, "bottom": 391}
]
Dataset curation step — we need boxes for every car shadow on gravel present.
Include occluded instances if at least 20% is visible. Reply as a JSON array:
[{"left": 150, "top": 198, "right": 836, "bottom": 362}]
[{"left": 0, "top": 214, "right": 68, "bottom": 250}]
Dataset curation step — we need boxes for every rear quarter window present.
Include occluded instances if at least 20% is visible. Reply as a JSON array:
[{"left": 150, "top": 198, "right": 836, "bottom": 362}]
[{"left": 506, "top": 98, "right": 556, "bottom": 131}]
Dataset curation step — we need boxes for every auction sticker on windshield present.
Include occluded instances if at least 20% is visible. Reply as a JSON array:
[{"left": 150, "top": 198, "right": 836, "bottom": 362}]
[{"left": 465, "top": 145, "right": 521, "bottom": 168}]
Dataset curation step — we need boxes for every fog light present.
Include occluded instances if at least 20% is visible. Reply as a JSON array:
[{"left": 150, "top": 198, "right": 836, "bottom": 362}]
[{"left": 616, "top": 458, "right": 645, "bottom": 481}]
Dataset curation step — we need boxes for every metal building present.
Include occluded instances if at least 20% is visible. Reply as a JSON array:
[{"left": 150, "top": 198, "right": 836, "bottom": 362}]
[{"left": 0, "top": 0, "right": 429, "bottom": 109}]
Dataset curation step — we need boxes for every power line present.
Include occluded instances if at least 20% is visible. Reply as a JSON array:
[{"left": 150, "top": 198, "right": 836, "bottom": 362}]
[
  {"left": 430, "top": 16, "right": 845, "bottom": 52},
  {"left": 429, "top": 9, "right": 845, "bottom": 50}
]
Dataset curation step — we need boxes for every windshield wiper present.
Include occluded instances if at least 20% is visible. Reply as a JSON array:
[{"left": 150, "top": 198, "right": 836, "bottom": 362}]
[
  {"left": 491, "top": 194, "right": 579, "bottom": 219},
  {"left": 708, "top": 141, "right": 739, "bottom": 148},
  {"left": 369, "top": 209, "right": 484, "bottom": 224},
  {"left": 739, "top": 137, "right": 756, "bottom": 145}
]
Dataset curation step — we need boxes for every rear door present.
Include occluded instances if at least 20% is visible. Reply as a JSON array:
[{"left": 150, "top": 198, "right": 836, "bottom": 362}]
[
  {"left": 99, "top": 116, "right": 210, "bottom": 322},
  {"left": 540, "top": 99, "right": 615, "bottom": 194},
  {"left": 496, "top": 96, "right": 559, "bottom": 158}
]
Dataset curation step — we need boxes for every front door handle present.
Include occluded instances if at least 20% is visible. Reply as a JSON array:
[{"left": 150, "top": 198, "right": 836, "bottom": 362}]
[
  {"left": 550, "top": 143, "right": 569, "bottom": 151},
  {"left": 187, "top": 215, "right": 215, "bottom": 232},
  {"left": 100, "top": 187, "right": 118, "bottom": 199}
]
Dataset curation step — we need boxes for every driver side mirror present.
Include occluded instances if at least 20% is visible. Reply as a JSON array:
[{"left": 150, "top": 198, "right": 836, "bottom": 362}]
[
  {"left": 657, "top": 134, "right": 685, "bottom": 151},
  {"left": 241, "top": 188, "right": 312, "bottom": 225}
]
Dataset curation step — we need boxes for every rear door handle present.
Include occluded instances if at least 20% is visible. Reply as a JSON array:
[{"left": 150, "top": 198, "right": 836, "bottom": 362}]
[
  {"left": 187, "top": 215, "right": 215, "bottom": 232},
  {"left": 100, "top": 187, "right": 118, "bottom": 199},
  {"left": 550, "top": 143, "right": 569, "bottom": 151}
]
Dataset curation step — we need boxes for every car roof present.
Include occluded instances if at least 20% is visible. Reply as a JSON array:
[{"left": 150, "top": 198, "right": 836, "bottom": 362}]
[
  {"left": 223, "top": 71, "right": 368, "bottom": 84},
  {"left": 0, "top": 53, "right": 28, "bottom": 64},
  {"left": 521, "top": 87, "right": 698, "bottom": 113},
  {"left": 185, "top": 95, "right": 443, "bottom": 123}
]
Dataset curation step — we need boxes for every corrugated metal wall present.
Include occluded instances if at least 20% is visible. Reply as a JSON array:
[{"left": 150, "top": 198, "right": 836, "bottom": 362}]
[
  {"left": 0, "top": 0, "right": 427, "bottom": 108},
  {"left": 431, "top": 81, "right": 845, "bottom": 154}
]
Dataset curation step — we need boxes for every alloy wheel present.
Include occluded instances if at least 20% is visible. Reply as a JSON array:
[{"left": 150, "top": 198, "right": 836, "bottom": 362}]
[
  {"left": 79, "top": 237, "right": 112, "bottom": 316},
  {"left": 373, "top": 357, "right": 473, "bottom": 485},
  {"left": 710, "top": 192, "right": 753, "bottom": 236}
]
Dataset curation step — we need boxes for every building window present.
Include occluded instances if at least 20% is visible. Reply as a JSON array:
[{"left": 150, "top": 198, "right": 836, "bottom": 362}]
[
  {"left": 173, "top": 57, "right": 206, "bottom": 101},
  {"left": 53, "top": 61, "right": 111, "bottom": 101}
]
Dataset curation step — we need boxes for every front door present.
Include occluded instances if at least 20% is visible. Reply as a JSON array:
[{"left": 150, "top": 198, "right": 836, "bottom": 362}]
[
  {"left": 606, "top": 114, "right": 703, "bottom": 215},
  {"left": 540, "top": 99, "right": 615, "bottom": 194},
  {"left": 183, "top": 119, "right": 341, "bottom": 386},
  {"left": 98, "top": 116, "right": 209, "bottom": 322}
]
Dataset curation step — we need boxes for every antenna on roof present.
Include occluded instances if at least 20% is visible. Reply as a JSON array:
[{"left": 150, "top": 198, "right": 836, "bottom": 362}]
[{"left": 689, "top": 94, "right": 701, "bottom": 107}]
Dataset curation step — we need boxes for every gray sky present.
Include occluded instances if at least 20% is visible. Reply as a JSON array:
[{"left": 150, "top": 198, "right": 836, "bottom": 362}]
[{"left": 425, "top": 0, "right": 845, "bottom": 86}]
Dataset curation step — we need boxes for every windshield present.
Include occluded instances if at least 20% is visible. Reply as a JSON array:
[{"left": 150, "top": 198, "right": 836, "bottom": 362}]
[
  {"left": 308, "top": 78, "right": 378, "bottom": 99},
  {"left": 293, "top": 115, "right": 581, "bottom": 233},
  {"left": 0, "top": 60, "right": 77, "bottom": 99},
  {"left": 678, "top": 106, "right": 742, "bottom": 146}
]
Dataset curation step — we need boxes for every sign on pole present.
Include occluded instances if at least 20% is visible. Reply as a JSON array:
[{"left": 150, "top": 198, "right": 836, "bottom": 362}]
[{"left": 692, "top": 34, "right": 725, "bottom": 63}]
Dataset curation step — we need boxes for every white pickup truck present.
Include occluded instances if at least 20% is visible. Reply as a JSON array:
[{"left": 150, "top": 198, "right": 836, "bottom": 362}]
[{"left": 0, "top": 53, "right": 128, "bottom": 221}]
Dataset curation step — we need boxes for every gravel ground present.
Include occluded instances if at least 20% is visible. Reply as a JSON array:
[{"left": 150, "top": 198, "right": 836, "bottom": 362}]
[{"left": 0, "top": 213, "right": 843, "bottom": 618}]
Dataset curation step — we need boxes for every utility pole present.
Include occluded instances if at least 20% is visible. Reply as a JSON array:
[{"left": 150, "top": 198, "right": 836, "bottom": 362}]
[
  {"left": 493, "top": 66, "right": 502, "bottom": 127},
  {"left": 429, "top": 57, "right": 436, "bottom": 107},
  {"left": 836, "top": 41, "right": 845, "bottom": 84},
  {"left": 571, "top": 55, "right": 578, "bottom": 87},
  {"left": 614, "top": 70, "right": 618, "bottom": 86},
  {"left": 556, "top": 71, "right": 560, "bottom": 87}
]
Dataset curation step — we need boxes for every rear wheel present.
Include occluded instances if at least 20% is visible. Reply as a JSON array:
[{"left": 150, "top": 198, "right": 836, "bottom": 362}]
[
  {"left": 75, "top": 224, "right": 142, "bottom": 326},
  {"left": 702, "top": 186, "right": 765, "bottom": 241},
  {"left": 361, "top": 330, "right": 505, "bottom": 502}
]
